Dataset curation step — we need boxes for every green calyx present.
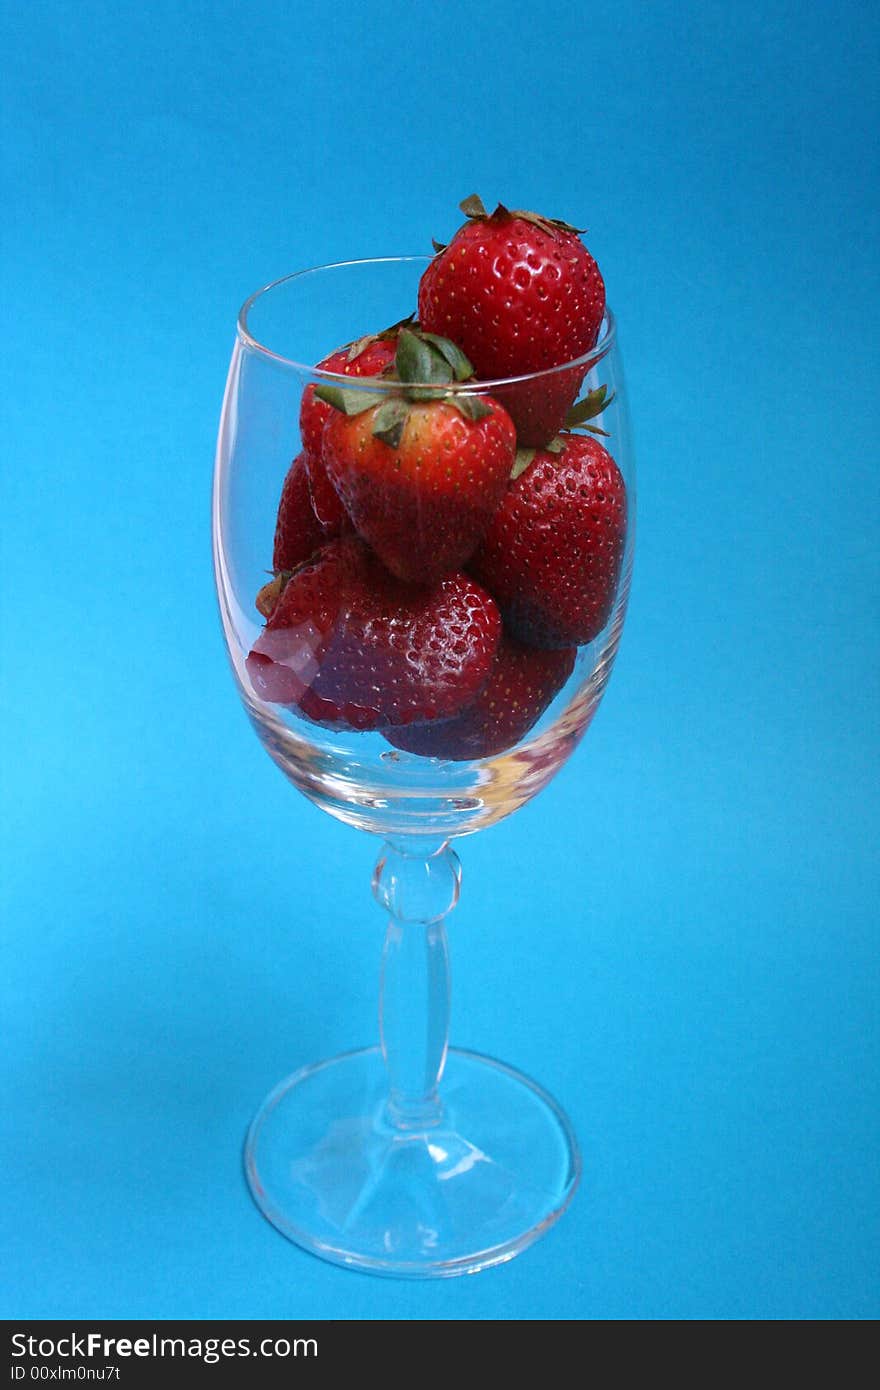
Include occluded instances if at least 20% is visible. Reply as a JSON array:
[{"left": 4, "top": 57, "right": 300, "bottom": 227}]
[
  {"left": 509, "top": 384, "right": 614, "bottom": 481},
  {"left": 312, "top": 384, "right": 388, "bottom": 416},
  {"left": 511, "top": 448, "right": 536, "bottom": 481},
  {"left": 564, "top": 385, "right": 615, "bottom": 437},
  {"left": 510, "top": 436, "right": 564, "bottom": 480},
  {"left": 395, "top": 328, "right": 493, "bottom": 423},
  {"left": 371, "top": 397, "right": 410, "bottom": 449},
  {"left": 459, "top": 193, "right": 585, "bottom": 238},
  {"left": 314, "top": 328, "right": 492, "bottom": 444},
  {"left": 396, "top": 327, "right": 473, "bottom": 390}
]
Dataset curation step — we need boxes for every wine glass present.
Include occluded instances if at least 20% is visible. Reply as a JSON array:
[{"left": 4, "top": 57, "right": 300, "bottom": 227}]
[{"left": 213, "top": 256, "right": 634, "bottom": 1277}]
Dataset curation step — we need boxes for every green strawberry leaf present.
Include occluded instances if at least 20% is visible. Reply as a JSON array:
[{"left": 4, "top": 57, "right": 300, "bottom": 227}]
[
  {"left": 396, "top": 328, "right": 453, "bottom": 387},
  {"left": 417, "top": 332, "right": 473, "bottom": 381},
  {"left": 583, "top": 423, "right": 610, "bottom": 437},
  {"left": 511, "top": 436, "right": 567, "bottom": 480},
  {"left": 511, "top": 448, "right": 536, "bottom": 480},
  {"left": 371, "top": 397, "right": 410, "bottom": 449},
  {"left": 408, "top": 385, "right": 452, "bottom": 402},
  {"left": 313, "top": 384, "right": 388, "bottom": 415},
  {"left": 565, "top": 386, "right": 615, "bottom": 428},
  {"left": 448, "top": 394, "right": 493, "bottom": 423}
]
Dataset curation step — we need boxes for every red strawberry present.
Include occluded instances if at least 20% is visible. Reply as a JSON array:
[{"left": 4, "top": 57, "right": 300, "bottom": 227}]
[
  {"left": 319, "top": 329, "right": 516, "bottom": 585},
  {"left": 271, "top": 452, "right": 325, "bottom": 574},
  {"left": 472, "top": 433, "right": 627, "bottom": 649},
  {"left": 387, "top": 636, "right": 575, "bottom": 760},
  {"left": 300, "top": 333, "right": 399, "bottom": 533},
  {"left": 246, "top": 537, "right": 501, "bottom": 731},
  {"left": 300, "top": 336, "right": 399, "bottom": 459},
  {"left": 418, "top": 195, "right": 606, "bottom": 446}
]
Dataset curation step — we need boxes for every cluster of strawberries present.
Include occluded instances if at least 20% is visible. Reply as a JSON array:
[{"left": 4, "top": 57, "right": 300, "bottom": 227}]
[{"left": 246, "top": 196, "right": 627, "bottom": 761}]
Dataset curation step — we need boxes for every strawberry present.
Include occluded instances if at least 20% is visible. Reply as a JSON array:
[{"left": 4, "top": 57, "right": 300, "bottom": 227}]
[
  {"left": 471, "top": 432, "right": 627, "bottom": 650},
  {"left": 418, "top": 195, "right": 606, "bottom": 446},
  {"left": 246, "top": 537, "right": 501, "bottom": 731},
  {"left": 300, "top": 331, "right": 399, "bottom": 533},
  {"left": 300, "top": 335, "right": 399, "bottom": 460},
  {"left": 307, "top": 451, "right": 350, "bottom": 535},
  {"left": 387, "top": 636, "right": 575, "bottom": 760},
  {"left": 318, "top": 329, "right": 516, "bottom": 585},
  {"left": 270, "top": 452, "right": 326, "bottom": 575}
]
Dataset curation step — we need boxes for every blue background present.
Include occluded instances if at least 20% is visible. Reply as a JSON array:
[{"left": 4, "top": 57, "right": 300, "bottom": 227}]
[{"left": 3, "top": 0, "right": 878, "bottom": 1320}]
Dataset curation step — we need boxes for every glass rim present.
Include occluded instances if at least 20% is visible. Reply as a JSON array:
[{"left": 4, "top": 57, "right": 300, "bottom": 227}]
[{"left": 236, "top": 256, "right": 616, "bottom": 388}]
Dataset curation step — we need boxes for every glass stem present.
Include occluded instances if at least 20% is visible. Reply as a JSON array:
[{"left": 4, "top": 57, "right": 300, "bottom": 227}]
[{"left": 372, "top": 836, "right": 461, "bottom": 1130}]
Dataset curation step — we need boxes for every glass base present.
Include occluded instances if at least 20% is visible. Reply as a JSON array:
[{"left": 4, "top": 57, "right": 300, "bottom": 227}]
[{"left": 244, "top": 1045, "right": 581, "bottom": 1278}]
